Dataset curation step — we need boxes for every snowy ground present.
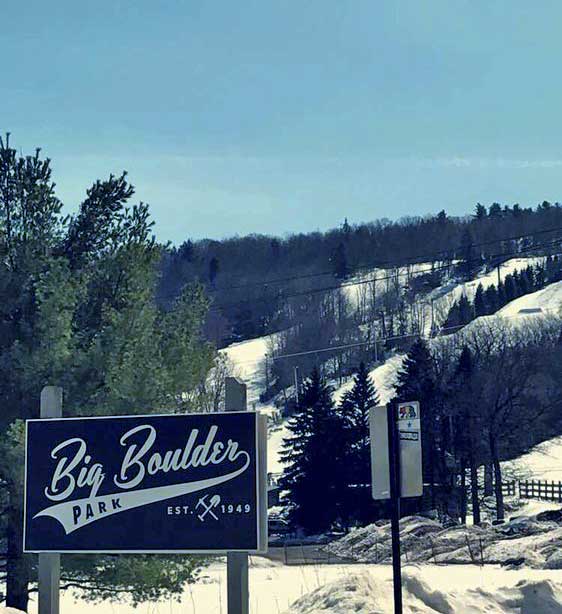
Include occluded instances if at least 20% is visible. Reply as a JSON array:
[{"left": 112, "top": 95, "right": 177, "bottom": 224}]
[
  {"left": 504, "top": 435, "right": 562, "bottom": 483},
  {"left": 20, "top": 560, "right": 562, "bottom": 614}
]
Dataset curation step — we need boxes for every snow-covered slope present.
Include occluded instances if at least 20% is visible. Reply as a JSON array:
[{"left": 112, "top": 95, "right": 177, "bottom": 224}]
[
  {"left": 221, "top": 333, "right": 277, "bottom": 410},
  {"left": 498, "top": 280, "right": 562, "bottom": 317},
  {"left": 504, "top": 435, "right": 562, "bottom": 482},
  {"left": 342, "top": 261, "right": 448, "bottom": 308},
  {"left": 427, "top": 256, "right": 548, "bottom": 332},
  {"left": 221, "top": 265, "right": 561, "bottom": 476}
]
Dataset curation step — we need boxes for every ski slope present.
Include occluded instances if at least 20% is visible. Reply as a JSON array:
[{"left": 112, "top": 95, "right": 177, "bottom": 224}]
[
  {"left": 222, "top": 272, "right": 561, "bottom": 476},
  {"left": 498, "top": 279, "right": 562, "bottom": 317},
  {"left": 427, "top": 256, "right": 548, "bottom": 333},
  {"left": 221, "top": 333, "right": 277, "bottom": 411}
]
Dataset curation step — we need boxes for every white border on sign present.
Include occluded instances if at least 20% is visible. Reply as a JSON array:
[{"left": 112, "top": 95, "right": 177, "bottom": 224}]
[{"left": 23, "top": 411, "right": 267, "bottom": 554}]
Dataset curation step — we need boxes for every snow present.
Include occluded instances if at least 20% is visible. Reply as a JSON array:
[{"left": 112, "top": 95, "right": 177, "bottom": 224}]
[
  {"left": 267, "top": 422, "right": 290, "bottom": 473},
  {"left": 504, "top": 435, "right": 562, "bottom": 483},
  {"left": 324, "top": 513, "right": 562, "bottom": 569},
  {"left": 283, "top": 567, "right": 562, "bottom": 614},
  {"left": 221, "top": 333, "right": 277, "bottom": 410},
  {"left": 0, "top": 608, "right": 26, "bottom": 614},
  {"left": 332, "top": 353, "right": 405, "bottom": 407},
  {"left": 342, "top": 262, "right": 446, "bottom": 309},
  {"left": 498, "top": 280, "right": 562, "bottom": 317},
  {"left": 426, "top": 256, "right": 549, "bottom": 332},
  {"left": 22, "top": 562, "right": 562, "bottom": 613}
]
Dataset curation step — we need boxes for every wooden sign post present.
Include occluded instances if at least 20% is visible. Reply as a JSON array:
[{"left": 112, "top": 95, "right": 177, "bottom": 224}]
[
  {"left": 38, "top": 386, "right": 62, "bottom": 614},
  {"left": 225, "top": 377, "right": 249, "bottom": 614}
]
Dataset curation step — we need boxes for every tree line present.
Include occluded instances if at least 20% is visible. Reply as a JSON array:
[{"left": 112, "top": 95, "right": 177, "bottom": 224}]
[{"left": 158, "top": 203, "right": 562, "bottom": 346}]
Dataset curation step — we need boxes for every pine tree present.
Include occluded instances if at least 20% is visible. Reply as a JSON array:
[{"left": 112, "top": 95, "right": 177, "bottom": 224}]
[
  {"left": 209, "top": 256, "right": 219, "bottom": 285},
  {"left": 339, "top": 362, "right": 379, "bottom": 523},
  {"left": 484, "top": 284, "right": 499, "bottom": 314},
  {"left": 459, "top": 228, "right": 475, "bottom": 280},
  {"left": 474, "top": 284, "right": 487, "bottom": 317},
  {"left": 331, "top": 242, "right": 349, "bottom": 279},
  {"left": 474, "top": 203, "right": 487, "bottom": 220},
  {"left": 0, "top": 136, "right": 214, "bottom": 610},
  {"left": 457, "top": 294, "right": 474, "bottom": 325},
  {"left": 488, "top": 203, "right": 502, "bottom": 217},
  {"left": 497, "top": 281, "right": 507, "bottom": 308},
  {"left": 394, "top": 339, "right": 440, "bottom": 507},
  {"left": 279, "top": 368, "right": 348, "bottom": 533},
  {"left": 504, "top": 274, "right": 516, "bottom": 303},
  {"left": 341, "top": 365, "right": 378, "bottom": 473},
  {"left": 452, "top": 347, "right": 481, "bottom": 525}
]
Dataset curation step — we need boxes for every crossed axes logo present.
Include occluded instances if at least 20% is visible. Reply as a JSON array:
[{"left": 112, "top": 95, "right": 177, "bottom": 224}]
[{"left": 196, "top": 494, "right": 221, "bottom": 522}]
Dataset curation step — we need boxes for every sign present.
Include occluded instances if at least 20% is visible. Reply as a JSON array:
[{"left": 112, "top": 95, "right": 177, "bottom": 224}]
[
  {"left": 369, "top": 401, "right": 423, "bottom": 500},
  {"left": 397, "top": 401, "right": 423, "bottom": 498},
  {"left": 24, "top": 411, "right": 267, "bottom": 553},
  {"left": 369, "top": 405, "right": 390, "bottom": 500}
]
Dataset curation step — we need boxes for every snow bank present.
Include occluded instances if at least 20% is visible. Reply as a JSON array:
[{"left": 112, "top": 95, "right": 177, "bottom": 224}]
[
  {"left": 283, "top": 568, "right": 562, "bottom": 613},
  {"left": 325, "top": 512, "right": 562, "bottom": 568},
  {"left": 0, "top": 608, "right": 26, "bottom": 614}
]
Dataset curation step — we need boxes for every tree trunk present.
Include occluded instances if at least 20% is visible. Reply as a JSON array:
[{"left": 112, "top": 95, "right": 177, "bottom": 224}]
[
  {"left": 493, "top": 456, "right": 505, "bottom": 521},
  {"left": 6, "top": 505, "right": 30, "bottom": 612},
  {"left": 484, "top": 464, "right": 494, "bottom": 497},
  {"left": 460, "top": 460, "right": 467, "bottom": 525},
  {"left": 489, "top": 434, "right": 505, "bottom": 521},
  {"left": 469, "top": 453, "right": 481, "bottom": 525},
  {"left": 467, "top": 415, "right": 481, "bottom": 525}
]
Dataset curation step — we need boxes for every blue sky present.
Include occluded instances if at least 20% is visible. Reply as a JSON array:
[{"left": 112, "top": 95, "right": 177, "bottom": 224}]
[{"left": 3, "top": 1, "right": 562, "bottom": 243}]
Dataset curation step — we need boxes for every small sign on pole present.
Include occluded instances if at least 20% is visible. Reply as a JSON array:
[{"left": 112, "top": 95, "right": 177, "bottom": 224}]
[
  {"left": 370, "top": 400, "right": 423, "bottom": 614},
  {"left": 397, "top": 401, "right": 423, "bottom": 498}
]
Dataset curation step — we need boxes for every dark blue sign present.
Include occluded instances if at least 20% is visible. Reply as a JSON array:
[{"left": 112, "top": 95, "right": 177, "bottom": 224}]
[{"left": 24, "top": 412, "right": 264, "bottom": 552}]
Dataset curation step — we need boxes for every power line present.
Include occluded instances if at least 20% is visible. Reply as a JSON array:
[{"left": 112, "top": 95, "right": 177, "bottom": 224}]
[
  {"left": 179, "top": 224, "right": 562, "bottom": 295},
  {"left": 227, "top": 306, "right": 560, "bottom": 366},
  {"left": 206, "top": 237, "right": 562, "bottom": 314}
]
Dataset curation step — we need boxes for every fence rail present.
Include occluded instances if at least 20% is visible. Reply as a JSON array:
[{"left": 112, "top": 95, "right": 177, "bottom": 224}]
[{"left": 501, "top": 479, "right": 562, "bottom": 502}]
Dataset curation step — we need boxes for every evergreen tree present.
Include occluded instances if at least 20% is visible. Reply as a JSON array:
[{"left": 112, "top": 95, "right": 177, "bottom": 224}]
[
  {"left": 279, "top": 368, "right": 348, "bottom": 533},
  {"left": 459, "top": 228, "right": 479, "bottom": 280},
  {"left": 209, "top": 256, "right": 219, "bottom": 285},
  {"left": 497, "top": 281, "right": 507, "bottom": 308},
  {"left": 331, "top": 242, "right": 349, "bottom": 279},
  {"left": 394, "top": 340, "right": 441, "bottom": 507},
  {"left": 484, "top": 284, "right": 499, "bottom": 314},
  {"left": 457, "top": 294, "right": 474, "bottom": 325},
  {"left": 488, "top": 202, "right": 502, "bottom": 217},
  {"left": 504, "top": 273, "right": 516, "bottom": 303},
  {"left": 535, "top": 263, "right": 546, "bottom": 288},
  {"left": 0, "top": 136, "right": 214, "bottom": 610},
  {"left": 341, "top": 365, "right": 378, "bottom": 474},
  {"left": 474, "top": 203, "right": 487, "bottom": 220},
  {"left": 474, "top": 284, "right": 487, "bottom": 317}
]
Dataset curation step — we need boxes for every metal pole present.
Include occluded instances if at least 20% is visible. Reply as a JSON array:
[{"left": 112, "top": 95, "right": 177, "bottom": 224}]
[
  {"left": 387, "top": 402, "right": 403, "bottom": 614},
  {"left": 294, "top": 366, "right": 299, "bottom": 405},
  {"left": 225, "top": 378, "right": 249, "bottom": 614},
  {"left": 39, "top": 386, "right": 62, "bottom": 614}
]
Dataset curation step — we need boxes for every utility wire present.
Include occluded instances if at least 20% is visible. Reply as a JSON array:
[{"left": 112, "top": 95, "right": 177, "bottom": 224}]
[
  {"left": 172, "top": 224, "right": 562, "bottom": 295},
  {"left": 206, "top": 237, "right": 562, "bottom": 314},
  {"left": 227, "top": 307, "right": 560, "bottom": 366}
]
